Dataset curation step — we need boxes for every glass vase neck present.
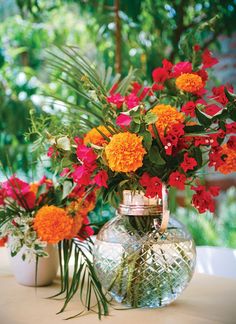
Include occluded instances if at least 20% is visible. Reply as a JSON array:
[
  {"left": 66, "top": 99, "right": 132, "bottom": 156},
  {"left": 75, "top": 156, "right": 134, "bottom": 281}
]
[{"left": 118, "top": 190, "right": 162, "bottom": 216}]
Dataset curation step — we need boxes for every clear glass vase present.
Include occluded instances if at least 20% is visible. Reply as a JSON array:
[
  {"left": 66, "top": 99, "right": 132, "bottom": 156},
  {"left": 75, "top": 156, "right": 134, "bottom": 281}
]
[{"left": 94, "top": 191, "right": 196, "bottom": 308}]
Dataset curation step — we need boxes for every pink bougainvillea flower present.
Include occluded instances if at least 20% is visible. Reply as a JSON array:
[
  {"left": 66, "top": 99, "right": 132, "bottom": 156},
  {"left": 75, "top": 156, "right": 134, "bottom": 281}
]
[
  {"left": 202, "top": 49, "right": 219, "bottom": 68},
  {"left": 125, "top": 93, "right": 140, "bottom": 109},
  {"left": 71, "top": 165, "right": 93, "bottom": 186},
  {"left": 2, "top": 177, "right": 36, "bottom": 210},
  {"left": 168, "top": 171, "right": 186, "bottom": 190},
  {"left": 107, "top": 93, "right": 124, "bottom": 109},
  {"left": 60, "top": 168, "right": 71, "bottom": 177},
  {"left": 116, "top": 114, "right": 132, "bottom": 127},
  {"left": 76, "top": 144, "right": 97, "bottom": 164},
  {"left": 172, "top": 61, "right": 192, "bottom": 77},
  {"left": 47, "top": 146, "right": 54, "bottom": 157},
  {"left": 180, "top": 153, "right": 197, "bottom": 173},
  {"left": 93, "top": 170, "right": 108, "bottom": 188}
]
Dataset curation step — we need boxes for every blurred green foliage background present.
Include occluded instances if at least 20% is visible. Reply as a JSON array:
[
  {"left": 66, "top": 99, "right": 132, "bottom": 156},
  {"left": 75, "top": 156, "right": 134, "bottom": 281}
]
[{"left": 0, "top": 0, "right": 235, "bottom": 246}]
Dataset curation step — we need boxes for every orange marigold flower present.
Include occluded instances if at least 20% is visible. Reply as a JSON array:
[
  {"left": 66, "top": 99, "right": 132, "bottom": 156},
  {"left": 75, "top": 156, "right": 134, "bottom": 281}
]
[
  {"left": 65, "top": 201, "right": 85, "bottom": 239},
  {"left": 217, "top": 145, "right": 236, "bottom": 175},
  {"left": 84, "top": 126, "right": 111, "bottom": 146},
  {"left": 33, "top": 205, "right": 73, "bottom": 244},
  {"left": 149, "top": 104, "right": 184, "bottom": 138},
  {"left": 175, "top": 73, "right": 204, "bottom": 93},
  {"left": 105, "top": 132, "right": 146, "bottom": 172}
]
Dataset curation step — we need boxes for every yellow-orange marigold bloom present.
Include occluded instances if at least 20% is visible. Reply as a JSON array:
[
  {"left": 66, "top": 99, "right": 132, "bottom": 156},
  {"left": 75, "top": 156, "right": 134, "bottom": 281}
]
[
  {"left": 65, "top": 201, "right": 85, "bottom": 239},
  {"left": 105, "top": 132, "right": 146, "bottom": 172},
  {"left": 149, "top": 104, "right": 184, "bottom": 138},
  {"left": 84, "top": 126, "right": 111, "bottom": 146},
  {"left": 33, "top": 205, "right": 73, "bottom": 244},
  {"left": 217, "top": 145, "right": 236, "bottom": 175},
  {"left": 175, "top": 73, "right": 204, "bottom": 93}
]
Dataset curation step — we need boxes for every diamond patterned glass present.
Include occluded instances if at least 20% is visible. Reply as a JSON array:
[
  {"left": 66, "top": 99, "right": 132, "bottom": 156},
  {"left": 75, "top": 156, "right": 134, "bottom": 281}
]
[{"left": 94, "top": 213, "right": 196, "bottom": 308}]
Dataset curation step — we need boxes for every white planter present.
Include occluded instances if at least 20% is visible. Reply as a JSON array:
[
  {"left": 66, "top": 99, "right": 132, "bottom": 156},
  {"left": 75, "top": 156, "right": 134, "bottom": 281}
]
[{"left": 8, "top": 244, "right": 59, "bottom": 287}]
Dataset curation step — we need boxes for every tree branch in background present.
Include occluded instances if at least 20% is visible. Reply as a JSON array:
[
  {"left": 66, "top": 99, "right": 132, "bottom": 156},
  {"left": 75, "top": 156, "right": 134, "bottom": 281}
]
[{"left": 114, "top": 0, "right": 122, "bottom": 74}]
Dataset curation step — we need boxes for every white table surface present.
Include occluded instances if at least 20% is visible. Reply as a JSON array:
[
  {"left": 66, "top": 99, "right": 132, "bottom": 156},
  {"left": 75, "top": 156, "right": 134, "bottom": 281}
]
[{"left": 0, "top": 248, "right": 236, "bottom": 324}]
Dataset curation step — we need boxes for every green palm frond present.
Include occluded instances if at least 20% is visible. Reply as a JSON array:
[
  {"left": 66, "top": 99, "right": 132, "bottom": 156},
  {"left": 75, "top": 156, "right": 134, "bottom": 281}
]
[{"left": 53, "top": 238, "right": 109, "bottom": 319}]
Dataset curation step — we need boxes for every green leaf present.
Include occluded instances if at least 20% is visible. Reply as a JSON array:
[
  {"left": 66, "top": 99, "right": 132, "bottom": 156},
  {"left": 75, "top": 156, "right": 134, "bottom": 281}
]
[
  {"left": 62, "top": 180, "right": 73, "bottom": 200},
  {"left": 144, "top": 111, "right": 158, "bottom": 125},
  {"left": 141, "top": 131, "right": 152, "bottom": 151},
  {"left": 192, "top": 147, "right": 203, "bottom": 168},
  {"left": 195, "top": 108, "right": 212, "bottom": 127},
  {"left": 224, "top": 87, "right": 236, "bottom": 102},
  {"left": 149, "top": 146, "right": 166, "bottom": 166},
  {"left": 130, "top": 121, "right": 140, "bottom": 133},
  {"left": 184, "top": 125, "right": 205, "bottom": 133}
]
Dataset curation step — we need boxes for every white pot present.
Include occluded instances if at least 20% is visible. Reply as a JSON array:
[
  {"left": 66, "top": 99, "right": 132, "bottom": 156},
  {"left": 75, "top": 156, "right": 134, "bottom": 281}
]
[{"left": 8, "top": 244, "right": 59, "bottom": 287}]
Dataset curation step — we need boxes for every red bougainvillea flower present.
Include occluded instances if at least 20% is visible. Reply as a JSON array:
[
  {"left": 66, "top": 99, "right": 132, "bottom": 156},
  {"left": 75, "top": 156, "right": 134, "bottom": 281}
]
[
  {"left": 193, "top": 44, "right": 201, "bottom": 51},
  {"left": 162, "top": 59, "right": 173, "bottom": 73},
  {"left": 152, "top": 67, "right": 169, "bottom": 84},
  {"left": 195, "top": 69, "right": 208, "bottom": 82},
  {"left": 168, "top": 171, "right": 187, "bottom": 190},
  {"left": 202, "top": 49, "right": 219, "bottom": 68},
  {"left": 204, "top": 104, "right": 222, "bottom": 116},
  {"left": 227, "top": 136, "right": 236, "bottom": 150},
  {"left": 139, "top": 172, "right": 162, "bottom": 198},
  {"left": 93, "top": 170, "right": 108, "bottom": 188},
  {"left": 107, "top": 93, "right": 124, "bottom": 109},
  {"left": 0, "top": 236, "right": 8, "bottom": 247},
  {"left": 194, "top": 136, "right": 212, "bottom": 147},
  {"left": 116, "top": 114, "right": 132, "bottom": 127},
  {"left": 208, "top": 147, "right": 224, "bottom": 170},
  {"left": 209, "top": 129, "right": 226, "bottom": 148},
  {"left": 131, "top": 82, "right": 151, "bottom": 100},
  {"left": 226, "top": 122, "right": 236, "bottom": 134},
  {"left": 210, "top": 84, "right": 234, "bottom": 106},
  {"left": 76, "top": 215, "right": 94, "bottom": 240},
  {"left": 191, "top": 185, "right": 220, "bottom": 213},
  {"left": 162, "top": 123, "right": 185, "bottom": 155},
  {"left": 180, "top": 153, "right": 198, "bottom": 173},
  {"left": 181, "top": 101, "right": 196, "bottom": 117}
]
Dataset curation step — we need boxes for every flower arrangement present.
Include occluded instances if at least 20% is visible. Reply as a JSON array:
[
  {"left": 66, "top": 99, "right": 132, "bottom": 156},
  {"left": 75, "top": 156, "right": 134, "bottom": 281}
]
[
  {"left": 30, "top": 40, "right": 236, "bottom": 317},
  {"left": 0, "top": 175, "right": 95, "bottom": 260},
  {"left": 44, "top": 46, "right": 236, "bottom": 216}
]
